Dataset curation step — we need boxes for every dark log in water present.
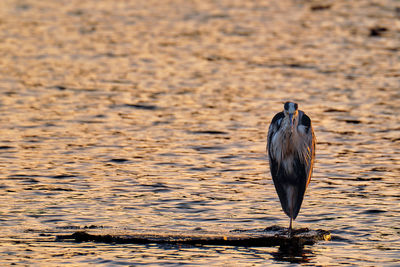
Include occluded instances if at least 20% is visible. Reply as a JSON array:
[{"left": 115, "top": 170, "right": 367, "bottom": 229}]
[{"left": 56, "top": 226, "right": 331, "bottom": 247}]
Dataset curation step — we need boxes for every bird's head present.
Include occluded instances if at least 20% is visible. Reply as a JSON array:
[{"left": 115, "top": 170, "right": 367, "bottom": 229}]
[{"left": 284, "top": 102, "right": 298, "bottom": 128}]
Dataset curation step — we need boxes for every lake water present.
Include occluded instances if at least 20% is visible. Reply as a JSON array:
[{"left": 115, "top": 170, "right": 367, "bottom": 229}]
[{"left": 0, "top": 0, "right": 399, "bottom": 265}]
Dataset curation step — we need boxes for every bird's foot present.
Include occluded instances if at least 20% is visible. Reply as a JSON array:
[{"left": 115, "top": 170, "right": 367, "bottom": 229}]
[{"left": 287, "top": 227, "right": 293, "bottom": 237}]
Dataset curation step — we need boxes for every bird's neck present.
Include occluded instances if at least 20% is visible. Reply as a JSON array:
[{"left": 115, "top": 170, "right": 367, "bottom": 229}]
[{"left": 281, "top": 119, "right": 296, "bottom": 135}]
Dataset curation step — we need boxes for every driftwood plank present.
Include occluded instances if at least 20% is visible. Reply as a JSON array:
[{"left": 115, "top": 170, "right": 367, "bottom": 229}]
[{"left": 56, "top": 226, "right": 331, "bottom": 247}]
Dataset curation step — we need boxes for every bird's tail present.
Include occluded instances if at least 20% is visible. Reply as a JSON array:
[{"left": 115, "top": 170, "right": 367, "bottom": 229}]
[
  {"left": 284, "top": 185, "right": 305, "bottom": 221},
  {"left": 286, "top": 185, "right": 297, "bottom": 219},
  {"left": 273, "top": 179, "right": 307, "bottom": 221}
]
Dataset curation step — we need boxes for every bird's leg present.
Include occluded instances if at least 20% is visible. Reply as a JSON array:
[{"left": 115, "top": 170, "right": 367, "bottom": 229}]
[{"left": 289, "top": 218, "right": 293, "bottom": 237}]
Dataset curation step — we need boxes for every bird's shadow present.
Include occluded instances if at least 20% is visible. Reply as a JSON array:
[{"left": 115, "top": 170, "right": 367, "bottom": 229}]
[
  {"left": 271, "top": 242, "right": 313, "bottom": 264},
  {"left": 263, "top": 226, "right": 318, "bottom": 263}
]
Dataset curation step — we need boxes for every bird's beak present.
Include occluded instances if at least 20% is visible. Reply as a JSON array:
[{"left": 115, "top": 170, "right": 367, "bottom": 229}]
[{"left": 289, "top": 113, "right": 294, "bottom": 127}]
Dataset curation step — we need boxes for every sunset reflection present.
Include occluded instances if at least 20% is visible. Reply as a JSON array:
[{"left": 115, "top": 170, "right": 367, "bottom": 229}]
[{"left": 0, "top": 0, "right": 399, "bottom": 265}]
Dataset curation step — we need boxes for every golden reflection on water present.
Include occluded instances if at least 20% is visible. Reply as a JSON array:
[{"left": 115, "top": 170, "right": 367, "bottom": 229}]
[{"left": 0, "top": 0, "right": 399, "bottom": 265}]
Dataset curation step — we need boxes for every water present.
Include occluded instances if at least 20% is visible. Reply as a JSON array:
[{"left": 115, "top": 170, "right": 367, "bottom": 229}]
[{"left": 0, "top": 0, "right": 399, "bottom": 265}]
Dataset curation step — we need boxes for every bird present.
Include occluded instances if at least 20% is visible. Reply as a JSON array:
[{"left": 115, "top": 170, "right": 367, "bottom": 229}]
[{"left": 267, "top": 101, "right": 316, "bottom": 234}]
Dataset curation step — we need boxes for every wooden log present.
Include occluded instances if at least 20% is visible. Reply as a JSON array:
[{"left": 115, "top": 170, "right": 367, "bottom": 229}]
[{"left": 56, "top": 226, "right": 331, "bottom": 247}]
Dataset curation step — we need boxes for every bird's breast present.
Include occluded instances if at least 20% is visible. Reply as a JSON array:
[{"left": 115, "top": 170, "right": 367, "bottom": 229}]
[{"left": 271, "top": 127, "right": 307, "bottom": 176}]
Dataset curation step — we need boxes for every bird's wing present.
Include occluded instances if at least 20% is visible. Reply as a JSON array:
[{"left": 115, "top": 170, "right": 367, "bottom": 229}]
[
  {"left": 299, "top": 112, "right": 316, "bottom": 186},
  {"left": 267, "top": 112, "right": 284, "bottom": 177},
  {"left": 267, "top": 111, "right": 299, "bottom": 218},
  {"left": 267, "top": 112, "right": 284, "bottom": 156}
]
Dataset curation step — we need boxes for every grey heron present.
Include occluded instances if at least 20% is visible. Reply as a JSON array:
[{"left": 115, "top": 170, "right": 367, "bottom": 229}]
[{"left": 267, "top": 102, "right": 316, "bottom": 233}]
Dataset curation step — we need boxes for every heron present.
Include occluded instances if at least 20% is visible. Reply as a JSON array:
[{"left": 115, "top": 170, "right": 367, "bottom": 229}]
[{"left": 267, "top": 101, "right": 315, "bottom": 233}]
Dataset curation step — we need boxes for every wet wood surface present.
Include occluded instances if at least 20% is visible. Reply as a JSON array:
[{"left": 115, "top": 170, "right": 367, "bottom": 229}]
[{"left": 56, "top": 226, "right": 331, "bottom": 247}]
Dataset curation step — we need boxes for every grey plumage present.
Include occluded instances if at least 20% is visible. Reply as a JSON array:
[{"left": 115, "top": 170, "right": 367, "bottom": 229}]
[{"left": 267, "top": 102, "right": 315, "bottom": 232}]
